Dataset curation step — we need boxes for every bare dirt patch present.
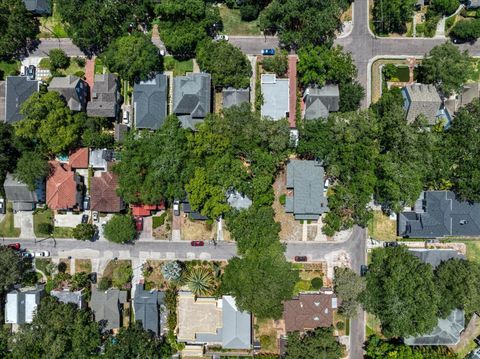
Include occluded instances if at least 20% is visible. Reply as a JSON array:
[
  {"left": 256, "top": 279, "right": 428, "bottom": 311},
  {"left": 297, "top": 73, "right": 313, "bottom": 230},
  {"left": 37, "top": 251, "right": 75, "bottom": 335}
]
[
  {"left": 75, "top": 259, "right": 92, "bottom": 273},
  {"left": 368, "top": 210, "right": 397, "bottom": 241},
  {"left": 273, "top": 170, "right": 302, "bottom": 241},
  {"left": 143, "top": 260, "right": 168, "bottom": 290},
  {"left": 254, "top": 317, "right": 284, "bottom": 354},
  {"left": 181, "top": 217, "right": 215, "bottom": 241}
]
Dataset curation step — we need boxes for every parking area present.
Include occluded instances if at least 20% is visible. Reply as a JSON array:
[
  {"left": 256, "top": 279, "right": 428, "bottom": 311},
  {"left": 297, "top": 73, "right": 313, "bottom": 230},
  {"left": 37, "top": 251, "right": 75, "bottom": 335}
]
[{"left": 54, "top": 212, "right": 86, "bottom": 227}]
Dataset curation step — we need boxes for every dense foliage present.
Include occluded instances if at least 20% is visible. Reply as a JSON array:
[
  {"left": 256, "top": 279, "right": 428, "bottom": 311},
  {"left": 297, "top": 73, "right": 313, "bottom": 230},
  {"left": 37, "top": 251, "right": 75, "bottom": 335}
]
[
  {"left": 450, "top": 19, "right": 480, "bottom": 41},
  {"left": 430, "top": 0, "right": 460, "bottom": 16},
  {"left": 14, "top": 151, "right": 49, "bottom": 191},
  {"left": 48, "top": 49, "right": 70, "bottom": 72},
  {"left": 333, "top": 267, "right": 366, "bottom": 317},
  {"left": 0, "top": 123, "right": 19, "bottom": 191},
  {"left": 372, "top": 0, "right": 416, "bottom": 34},
  {"left": 284, "top": 327, "right": 345, "bottom": 359},
  {"left": 0, "top": 246, "right": 30, "bottom": 291},
  {"left": 103, "top": 215, "right": 136, "bottom": 244},
  {"left": 72, "top": 223, "right": 97, "bottom": 241}
]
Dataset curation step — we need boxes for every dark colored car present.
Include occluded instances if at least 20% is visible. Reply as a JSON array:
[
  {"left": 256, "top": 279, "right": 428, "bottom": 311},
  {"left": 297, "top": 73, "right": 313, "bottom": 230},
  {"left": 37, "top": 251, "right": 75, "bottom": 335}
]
[
  {"left": 191, "top": 240, "right": 204, "bottom": 247},
  {"left": 0, "top": 198, "right": 5, "bottom": 214},
  {"left": 360, "top": 264, "right": 368, "bottom": 277},
  {"left": 383, "top": 241, "right": 399, "bottom": 247},
  {"left": 294, "top": 256, "right": 308, "bottom": 262},
  {"left": 89, "top": 272, "right": 97, "bottom": 284},
  {"left": 7, "top": 243, "right": 20, "bottom": 250},
  {"left": 261, "top": 48, "right": 275, "bottom": 56},
  {"left": 27, "top": 65, "right": 36, "bottom": 80},
  {"left": 135, "top": 217, "right": 143, "bottom": 232},
  {"left": 81, "top": 214, "right": 89, "bottom": 224}
]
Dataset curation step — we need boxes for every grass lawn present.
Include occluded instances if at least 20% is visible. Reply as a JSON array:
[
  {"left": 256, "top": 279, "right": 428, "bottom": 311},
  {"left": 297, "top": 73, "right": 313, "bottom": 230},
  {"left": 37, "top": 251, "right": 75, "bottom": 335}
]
[
  {"left": 164, "top": 56, "right": 193, "bottom": 76},
  {"left": 468, "top": 59, "right": 480, "bottom": 82},
  {"left": 219, "top": 5, "right": 261, "bottom": 35},
  {"left": 0, "top": 60, "right": 20, "bottom": 79},
  {"left": 75, "top": 259, "right": 92, "bottom": 273},
  {"left": 0, "top": 202, "right": 20, "bottom": 238},
  {"left": 366, "top": 313, "right": 383, "bottom": 337},
  {"left": 103, "top": 259, "right": 132, "bottom": 289},
  {"left": 368, "top": 211, "right": 397, "bottom": 241},
  {"left": 33, "top": 208, "right": 54, "bottom": 237},
  {"left": 53, "top": 226, "right": 74, "bottom": 238},
  {"left": 34, "top": 258, "right": 51, "bottom": 276},
  {"left": 38, "top": 3, "right": 68, "bottom": 38},
  {"left": 38, "top": 58, "right": 85, "bottom": 77},
  {"left": 94, "top": 57, "right": 105, "bottom": 75},
  {"left": 255, "top": 318, "right": 279, "bottom": 354},
  {"left": 461, "top": 241, "right": 480, "bottom": 263}
]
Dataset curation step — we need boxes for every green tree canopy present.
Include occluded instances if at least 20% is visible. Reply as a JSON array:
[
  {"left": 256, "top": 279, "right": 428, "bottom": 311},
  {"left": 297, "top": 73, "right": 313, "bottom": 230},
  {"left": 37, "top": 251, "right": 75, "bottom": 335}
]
[
  {"left": 49, "top": 49, "right": 70, "bottom": 71},
  {"left": 333, "top": 267, "right": 366, "bottom": 317},
  {"left": 362, "top": 247, "right": 439, "bottom": 338},
  {"left": 450, "top": 19, "right": 480, "bottom": 41},
  {"left": 102, "top": 33, "right": 163, "bottom": 84},
  {"left": 0, "top": 0, "right": 39, "bottom": 59},
  {"left": 0, "top": 123, "right": 19, "bottom": 190},
  {"left": 284, "top": 327, "right": 345, "bottom": 359},
  {"left": 103, "top": 215, "right": 136, "bottom": 244},
  {"left": 417, "top": 42, "right": 472, "bottom": 96},
  {"left": 431, "top": 0, "right": 460, "bottom": 15},
  {"left": 72, "top": 223, "right": 97, "bottom": 241},
  {"left": 0, "top": 246, "right": 29, "bottom": 291},
  {"left": 196, "top": 39, "right": 252, "bottom": 89},
  {"left": 262, "top": 51, "right": 289, "bottom": 77},
  {"left": 14, "top": 151, "right": 49, "bottom": 191},
  {"left": 372, "top": 0, "right": 416, "bottom": 34},
  {"left": 339, "top": 81, "right": 365, "bottom": 112},
  {"left": 259, "top": 0, "right": 350, "bottom": 49}
]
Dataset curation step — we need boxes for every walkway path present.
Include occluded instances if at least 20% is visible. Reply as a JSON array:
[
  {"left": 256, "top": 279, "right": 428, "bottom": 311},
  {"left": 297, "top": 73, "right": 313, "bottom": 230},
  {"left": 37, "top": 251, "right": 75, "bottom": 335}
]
[
  {"left": 435, "top": 16, "right": 446, "bottom": 38},
  {"left": 287, "top": 55, "right": 298, "bottom": 128},
  {"left": 84, "top": 57, "right": 95, "bottom": 94}
]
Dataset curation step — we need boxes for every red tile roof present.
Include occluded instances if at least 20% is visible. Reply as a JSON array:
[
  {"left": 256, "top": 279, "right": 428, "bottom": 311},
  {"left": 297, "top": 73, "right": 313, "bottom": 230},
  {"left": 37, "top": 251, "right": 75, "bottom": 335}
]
[
  {"left": 283, "top": 293, "right": 337, "bottom": 333},
  {"left": 69, "top": 148, "right": 89, "bottom": 169},
  {"left": 46, "top": 161, "right": 79, "bottom": 210},
  {"left": 90, "top": 172, "right": 123, "bottom": 212},
  {"left": 131, "top": 203, "right": 165, "bottom": 217}
]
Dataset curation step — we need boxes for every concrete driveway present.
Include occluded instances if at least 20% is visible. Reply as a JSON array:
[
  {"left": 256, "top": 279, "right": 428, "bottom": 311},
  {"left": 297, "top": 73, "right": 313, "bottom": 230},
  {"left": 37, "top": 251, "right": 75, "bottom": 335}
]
[{"left": 14, "top": 211, "right": 35, "bottom": 238}]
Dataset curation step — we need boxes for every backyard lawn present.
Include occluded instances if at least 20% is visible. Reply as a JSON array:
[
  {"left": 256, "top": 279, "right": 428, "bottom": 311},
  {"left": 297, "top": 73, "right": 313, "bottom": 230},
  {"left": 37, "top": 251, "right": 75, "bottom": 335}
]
[
  {"left": 0, "top": 202, "right": 20, "bottom": 238},
  {"left": 368, "top": 211, "right": 397, "bottom": 241},
  {"left": 164, "top": 57, "right": 193, "bottom": 76},
  {"left": 255, "top": 317, "right": 280, "bottom": 354},
  {"left": 219, "top": 5, "right": 261, "bottom": 36},
  {"left": 38, "top": 58, "right": 85, "bottom": 77},
  {"left": 38, "top": 3, "right": 68, "bottom": 38}
]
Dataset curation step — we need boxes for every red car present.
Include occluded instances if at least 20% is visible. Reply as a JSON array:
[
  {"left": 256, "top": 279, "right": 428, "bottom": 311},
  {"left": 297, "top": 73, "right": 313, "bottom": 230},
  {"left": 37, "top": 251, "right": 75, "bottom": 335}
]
[
  {"left": 6, "top": 243, "right": 20, "bottom": 251},
  {"left": 134, "top": 217, "right": 143, "bottom": 232},
  {"left": 191, "top": 240, "right": 204, "bottom": 247}
]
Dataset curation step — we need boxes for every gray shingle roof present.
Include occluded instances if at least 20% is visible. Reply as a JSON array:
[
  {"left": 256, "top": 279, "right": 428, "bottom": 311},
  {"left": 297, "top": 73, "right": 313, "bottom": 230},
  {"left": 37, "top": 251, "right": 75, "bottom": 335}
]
[
  {"left": 51, "top": 289, "right": 84, "bottom": 308},
  {"left": 23, "top": 0, "right": 51, "bottom": 14},
  {"left": 114, "top": 123, "right": 129, "bottom": 143},
  {"left": 173, "top": 73, "right": 211, "bottom": 130},
  {"left": 90, "top": 288, "right": 127, "bottom": 330},
  {"left": 4, "top": 173, "right": 39, "bottom": 203},
  {"left": 87, "top": 73, "right": 120, "bottom": 118},
  {"left": 261, "top": 74, "right": 289, "bottom": 121},
  {"left": 5, "top": 76, "right": 40, "bottom": 123},
  {"left": 408, "top": 249, "right": 465, "bottom": 268},
  {"left": 404, "top": 309, "right": 464, "bottom": 346},
  {"left": 133, "top": 74, "right": 168, "bottom": 130},
  {"left": 133, "top": 284, "right": 162, "bottom": 336},
  {"left": 285, "top": 160, "right": 329, "bottom": 220},
  {"left": 303, "top": 85, "right": 340, "bottom": 120},
  {"left": 222, "top": 87, "right": 250, "bottom": 109},
  {"left": 48, "top": 76, "right": 87, "bottom": 112},
  {"left": 402, "top": 84, "right": 442, "bottom": 124},
  {"left": 398, "top": 191, "right": 480, "bottom": 238},
  {"left": 0, "top": 81, "right": 5, "bottom": 122}
]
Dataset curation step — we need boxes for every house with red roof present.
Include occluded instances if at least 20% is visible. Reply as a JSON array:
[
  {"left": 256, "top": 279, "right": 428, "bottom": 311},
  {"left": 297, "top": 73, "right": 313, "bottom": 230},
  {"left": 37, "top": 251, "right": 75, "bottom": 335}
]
[
  {"left": 131, "top": 203, "right": 165, "bottom": 217},
  {"left": 69, "top": 148, "right": 89, "bottom": 169},
  {"left": 90, "top": 172, "right": 124, "bottom": 213},
  {"left": 46, "top": 161, "right": 83, "bottom": 211}
]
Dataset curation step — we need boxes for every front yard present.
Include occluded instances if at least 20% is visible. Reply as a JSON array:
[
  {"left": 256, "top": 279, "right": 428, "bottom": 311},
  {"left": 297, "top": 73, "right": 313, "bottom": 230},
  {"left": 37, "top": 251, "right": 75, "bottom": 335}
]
[
  {"left": 219, "top": 5, "right": 261, "bottom": 35},
  {"left": 75, "top": 259, "right": 92, "bottom": 274},
  {"left": 38, "top": 3, "right": 68, "bottom": 38},
  {"left": 181, "top": 218, "right": 215, "bottom": 241},
  {"left": 164, "top": 57, "right": 194, "bottom": 77},
  {"left": 33, "top": 208, "right": 74, "bottom": 238},
  {"left": 367, "top": 211, "right": 397, "bottom": 241},
  {"left": 0, "top": 202, "right": 20, "bottom": 237},
  {"left": 0, "top": 60, "right": 20, "bottom": 78},
  {"left": 102, "top": 260, "right": 133, "bottom": 290},
  {"left": 292, "top": 262, "right": 327, "bottom": 296},
  {"left": 38, "top": 57, "right": 85, "bottom": 77}
]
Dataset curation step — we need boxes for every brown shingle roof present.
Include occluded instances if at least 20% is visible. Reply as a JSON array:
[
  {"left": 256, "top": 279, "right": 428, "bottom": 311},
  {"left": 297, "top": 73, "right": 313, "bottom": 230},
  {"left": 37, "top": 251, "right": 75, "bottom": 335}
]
[
  {"left": 90, "top": 172, "right": 123, "bottom": 212},
  {"left": 69, "top": 148, "right": 89, "bottom": 169},
  {"left": 46, "top": 161, "right": 79, "bottom": 210},
  {"left": 283, "top": 293, "right": 336, "bottom": 333}
]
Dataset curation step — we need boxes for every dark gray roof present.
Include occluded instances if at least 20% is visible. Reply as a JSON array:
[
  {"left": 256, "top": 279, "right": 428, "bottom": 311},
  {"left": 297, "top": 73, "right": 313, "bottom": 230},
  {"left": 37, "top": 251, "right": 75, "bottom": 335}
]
[
  {"left": 261, "top": 74, "right": 289, "bottom": 121},
  {"left": 402, "top": 84, "right": 442, "bottom": 124},
  {"left": 4, "top": 173, "right": 39, "bottom": 203},
  {"left": 87, "top": 74, "right": 120, "bottom": 118},
  {"left": 222, "top": 87, "right": 250, "bottom": 109},
  {"left": 404, "top": 309, "right": 464, "bottom": 346},
  {"left": 181, "top": 200, "right": 209, "bottom": 220},
  {"left": 133, "top": 74, "right": 168, "bottom": 130},
  {"left": 398, "top": 191, "right": 480, "bottom": 238},
  {"left": 0, "top": 81, "right": 5, "bottom": 122},
  {"left": 48, "top": 76, "right": 87, "bottom": 112},
  {"left": 51, "top": 289, "right": 84, "bottom": 308},
  {"left": 408, "top": 249, "right": 465, "bottom": 268},
  {"left": 114, "top": 123, "right": 129, "bottom": 143},
  {"left": 90, "top": 288, "right": 127, "bottom": 330},
  {"left": 303, "top": 85, "right": 340, "bottom": 120},
  {"left": 285, "top": 160, "right": 329, "bottom": 220},
  {"left": 5, "top": 285, "right": 45, "bottom": 324},
  {"left": 133, "top": 284, "right": 162, "bottom": 336},
  {"left": 173, "top": 73, "right": 211, "bottom": 129},
  {"left": 5, "top": 76, "right": 40, "bottom": 123},
  {"left": 23, "top": 0, "right": 51, "bottom": 14},
  {"left": 468, "top": 0, "right": 480, "bottom": 9}
]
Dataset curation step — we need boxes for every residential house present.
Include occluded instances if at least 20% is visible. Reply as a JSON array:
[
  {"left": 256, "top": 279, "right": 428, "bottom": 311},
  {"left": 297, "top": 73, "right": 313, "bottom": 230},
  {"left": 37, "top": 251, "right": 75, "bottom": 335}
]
[
  {"left": 181, "top": 200, "right": 208, "bottom": 220},
  {"left": 90, "top": 172, "right": 124, "bottom": 213},
  {"left": 46, "top": 161, "right": 83, "bottom": 211},
  {"left": 133, "top": 74, "right": 168, "bottom": 130},
  {"left": 3, "top": 173, "right": 45, "bottom": 211},
  {"left": 114, "top": 123, "right": 129, "bottom": 143},
  {"left": 222, "top": 87, "right": 250, "bottom": 109},
  {"left": 283, "top": 291, "right": 338, "bottom": 333},
  {"left": 445, "top": 82, "right": 480, "bottom": 115},
  {"left": 87, "top": 73, "right": 121, "bottom": 118},
  {"left": 131, "top": 203, "right": 165, "bottom": 217},
  {"left": 227, "top": 189, "right": 252, "bottom": 211},
  {"left": 402, "top": 84, "right": 450, "bottom": 125},
  {"left": 68, "top": 148, "right": 89, "bottom": 169},
  {"left": 49, "top": 75, "right": 88, "bottom": 112},
  {"left": 408, "top": 249, "right": 466, "bottom": 268},
  {"left": 285, "top": 160, "right": 329, "bottom": 221},
  {"left": 133, "top": 284, "right": 165, "bottom": 336},
  {"left": 173, "top": 73, "right": 211, "bottom": 130},
  {"left": 4, "top": 76, "right": 40, "bottom": 123},
  {"left": 468, "top": 0, "right": 480, "bottom": 9},
  {"left": 5, "top": 285, "right": 45, "bottom": 324},
  {"left": 261, "top": 74, "right": 289, "bottom": 121},
  {"left": 303, "top": 85, "right": 340, "bottom": 119},
  {"left": 22, "top": 0, "right": 51, "bottom": 14},
  {"left": 398, "top": 191, "right": 480, "bottom": 238},
  {"left": 90, "top": 287, "right": 127, "bottom": 331},
  {"left": 51, "top": 289, "right": 85, "bottom": 309},
  {"left": 89, "top": 149, "right": 113, "bottom": 171},
  {"left": 177, "top": 292, "right": 252, "bottom": 350}
]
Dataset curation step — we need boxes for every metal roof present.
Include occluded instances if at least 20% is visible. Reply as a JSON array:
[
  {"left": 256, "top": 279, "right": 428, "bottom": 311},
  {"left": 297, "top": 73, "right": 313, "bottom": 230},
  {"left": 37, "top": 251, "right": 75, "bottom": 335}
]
[
  {"left": 133, "top": 74, "right": 168, "bottom": 130},
  {"left": 261, "top": 74, "right": 289, "bottom": 121},
  {"left": 5, "top": 285, "right": 44, "bottom": 324}
]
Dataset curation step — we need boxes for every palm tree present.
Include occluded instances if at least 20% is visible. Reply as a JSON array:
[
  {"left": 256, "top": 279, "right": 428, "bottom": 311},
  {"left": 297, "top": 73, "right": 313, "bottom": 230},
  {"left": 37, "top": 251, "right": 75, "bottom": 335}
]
[{"left": 185, "top": 267, "right": 214, "bottom": 296}]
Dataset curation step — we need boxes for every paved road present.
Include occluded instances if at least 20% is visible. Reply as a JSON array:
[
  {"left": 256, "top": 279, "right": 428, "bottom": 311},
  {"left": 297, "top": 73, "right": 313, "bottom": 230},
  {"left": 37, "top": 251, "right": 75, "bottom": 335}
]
[{"left": 28, "top": 38, "right": 84, "bottom": 57}]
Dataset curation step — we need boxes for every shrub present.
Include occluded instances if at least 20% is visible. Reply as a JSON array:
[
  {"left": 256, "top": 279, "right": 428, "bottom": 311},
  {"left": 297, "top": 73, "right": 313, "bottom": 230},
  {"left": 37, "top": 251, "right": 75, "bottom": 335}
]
[
  {"left": 262, "top": 51, "right": 289, "bottom": 77},
  {"left": 450, "top": 19, "right": 480, "bottom": 41},
  {"left": 336, "top": 321, "right": 345, "bottom": 331},
  {"left": 445, "top": 15, "right": 456, "bottom": 30},
  {"left": 311, "top": 277, "right": 323, "bottom": 290},
  {"left": 38, "top": 223, "right": 53, "bottom": 235},
  {"left": 74, "top": 57, "right": 86, "bottom": 67},
  {"left": 152, "top": 212, "right": 167, "bottom": 229},
  {"left": 240, "top": 4, "right": 259, "bottom": 21},
  {"left": 382, "top": 63, "right": 397, "bottom": 80},
  {"left": 49, "top": 49, "right": 70, "bottom": 71},
  {"left": 72, "top": 223, "right": 96, "bottom": 241},
  {"left": 74, "top": 70, "right": 85, "bottom": 78},
  {"left": 279, "top": 193, "right": 286, "bottom": 205},
  {"left": 98, "top": 277, "right": 111, "bottom": 291},
  {"left": 259, "top": 334, "right": 275, "bottom": 348},
  {"left": 161, "top": 261, "right": 183, "bottom": 282},
  {"left": 57, "top": 262, "right": 67, "bottom": 273},
  {"left": 112, "top": 263, "right": 133, "bottom": 289},
  {"left": 185, "top": 267, "right": 215, "bottom": 296}
]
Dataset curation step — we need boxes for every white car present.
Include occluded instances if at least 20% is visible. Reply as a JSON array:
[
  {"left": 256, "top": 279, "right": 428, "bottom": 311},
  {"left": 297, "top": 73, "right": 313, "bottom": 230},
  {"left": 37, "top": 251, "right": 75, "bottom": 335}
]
[
  {"left": 34, "top": 251, "right": 50, "bottom": 257},
  {"left": 173, "top": 200, "right": 180, "bottom": 216},
  {"left": 214, "top": 34, "right": 229, "bottom": 41},
  {"left": 122, "top": 111, "right": 129, "bottom": 124},
  {"left": 92, "top": 211, "right": 99, "bottom": 222}
]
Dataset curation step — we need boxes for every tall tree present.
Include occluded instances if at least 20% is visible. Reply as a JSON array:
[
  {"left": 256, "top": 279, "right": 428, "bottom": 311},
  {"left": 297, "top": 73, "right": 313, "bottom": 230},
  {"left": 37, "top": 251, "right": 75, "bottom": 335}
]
[
  {"left": 362, "top": 247, "right": 439, "bottom": 338},
  {"left": 372, "top": 0, "right": 416, "bottom": 34},
  {"left": 431, "top": 0, "right": 460, "bottom": 15},
  {"left": 0, "top": 246, "right": 29, "bottom": 291},
  {"left": 102, "top": 33, "right": 163, "bottom": 84},
  {"left": 0, "top": 0, "right": 39, "bottom": 59},
  {"left": 103, "top": 215, "right": 136, "bottom": 244},
  {"left": 14, "top": 151, "right": 49, "bottom": 191},
  {"left": 284, "top": 327, "right": 345, "bottom": 359},
  {"left": 450, "top": 19, "right": 480, "bottom": 41},
  {"left": 333, "top": 267, "right": 366, "bottom": 317},
  {"left": 0, "top": 123, "right": 19, "bottom": 191}
]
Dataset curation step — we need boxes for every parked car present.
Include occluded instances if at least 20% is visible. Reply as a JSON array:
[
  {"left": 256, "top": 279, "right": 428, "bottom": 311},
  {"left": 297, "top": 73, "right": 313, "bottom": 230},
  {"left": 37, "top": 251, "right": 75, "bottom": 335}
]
[
  {"left": 426, "top": 239, "right": 440, "bottom": 244},
  {"left": 27, "top": 65, "right": 36, "bottom": 80},
  {"left": 261, "top": 48, "right": 275, "bottom": 56},
  {"left": 81, "top": 214, "right": 89, "bottom": 224},
  {"left": 135, "top": 217, "right": 143, "bottom": 232},
  {"left": 159, "top": 49, "right": 166, "bottom": 56},
  {"left": 173, "top": 200, "right": 180, "bottom": 216},
  {"left": 34, "top": 251, "right": 50, "bottom": 257},
  {"left": 191, "top": 240, "right": 204, "bottom": 247},
  {"left": 6, "top": 243, "right": 20, "bottom": 250},
  {"left": 214, "top": 34, "right": 229, "bottom": 41},
  {"left": 122, "top": 111, "right": 129, "bottom": 124},
  {"left": 22, "top": 251, "right": 33, "bottom": 258},
  {"left": 0, "top": 198, "right": 5, "bottom": 214},
  {"left": 383, "top": 241, "right": 399, "bottom": 247},
  {"left": 89, "top": 272, "right": 97, "bottom": 284},
  {"left": 294, "top": 256, "right": 308, "bottom": 262},
  {"left": 83, "top": 197, "right": 90, "bottom": 211},
  {"left": 360, "top": 264, "right": 368, "bottom": 277},
  {"left": 92, "top": 211, "right": 99, "bottom": 222}
]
